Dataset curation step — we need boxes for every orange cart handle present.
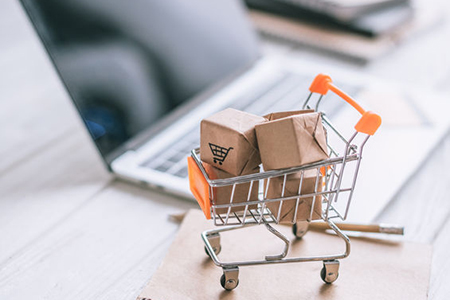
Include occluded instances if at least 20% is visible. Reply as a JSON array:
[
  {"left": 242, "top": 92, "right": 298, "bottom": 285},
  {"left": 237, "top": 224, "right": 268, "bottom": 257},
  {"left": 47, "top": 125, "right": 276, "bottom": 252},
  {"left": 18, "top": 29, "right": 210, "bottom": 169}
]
[{"left": 309, "top": 74, "right": 381, "bottom": 135}]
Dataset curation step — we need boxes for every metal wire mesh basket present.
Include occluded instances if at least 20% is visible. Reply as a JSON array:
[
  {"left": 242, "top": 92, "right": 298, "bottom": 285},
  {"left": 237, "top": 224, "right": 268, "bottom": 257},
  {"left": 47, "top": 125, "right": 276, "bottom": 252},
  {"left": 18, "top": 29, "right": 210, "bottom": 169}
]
[{"left": 187, "top": 74, "right": 382, "bottom": 290}]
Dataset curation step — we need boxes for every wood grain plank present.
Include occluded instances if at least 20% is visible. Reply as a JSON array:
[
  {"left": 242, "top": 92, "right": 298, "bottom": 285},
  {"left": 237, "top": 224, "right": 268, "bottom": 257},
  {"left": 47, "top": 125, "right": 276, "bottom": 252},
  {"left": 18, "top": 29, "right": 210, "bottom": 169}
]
[
  {"left": 0, "top": 128, "right": 111, "bottom": 263},
  {"left": 429, "top": 215, "right": 450, "bottom": 299},
  {"left": 375, "top": 132, "right": 450, "bottom": 244},
  {"left": 0, "top": 181, "right": 196, "bottom": 300},
  {"left": 375, "top": 132, "right": 450, "bottom": 300}
]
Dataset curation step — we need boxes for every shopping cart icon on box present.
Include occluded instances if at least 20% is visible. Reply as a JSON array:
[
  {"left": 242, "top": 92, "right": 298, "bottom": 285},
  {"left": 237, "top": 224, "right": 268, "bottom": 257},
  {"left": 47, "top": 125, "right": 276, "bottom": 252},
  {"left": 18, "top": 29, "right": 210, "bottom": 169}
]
[{"left": 209, "top": 143, "right": 233, "bottom": 165}]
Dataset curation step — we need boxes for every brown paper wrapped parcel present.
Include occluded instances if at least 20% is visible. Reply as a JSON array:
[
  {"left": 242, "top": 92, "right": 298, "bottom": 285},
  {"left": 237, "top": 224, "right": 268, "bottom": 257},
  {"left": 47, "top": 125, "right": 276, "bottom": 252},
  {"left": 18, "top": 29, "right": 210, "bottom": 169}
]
[
  {"left": 265, "top": 169, "right": 323, "bottom": 223},
  {"left": 255, "top": 110, "right": 328, "bottom": 171},
  {"left": 202, "top": 162, "right": 259, "bottom": 214},
  {"left": 200, "top": 108, "right": 266, "bottom": 176}
]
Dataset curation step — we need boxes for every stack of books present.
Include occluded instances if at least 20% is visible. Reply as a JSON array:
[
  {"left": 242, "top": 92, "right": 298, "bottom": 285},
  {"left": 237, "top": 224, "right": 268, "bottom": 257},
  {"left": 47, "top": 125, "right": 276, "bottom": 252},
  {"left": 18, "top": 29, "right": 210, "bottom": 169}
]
[{"left": 246, "top": 0, "right": 438, "bottom": 62}]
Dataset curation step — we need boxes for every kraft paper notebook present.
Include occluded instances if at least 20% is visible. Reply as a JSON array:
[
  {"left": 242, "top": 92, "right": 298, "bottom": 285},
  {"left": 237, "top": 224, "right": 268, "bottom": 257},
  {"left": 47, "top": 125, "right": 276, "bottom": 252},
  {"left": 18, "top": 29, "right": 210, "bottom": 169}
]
[{"left": 138, "top": 209, "right": 431, "bottom": 300}]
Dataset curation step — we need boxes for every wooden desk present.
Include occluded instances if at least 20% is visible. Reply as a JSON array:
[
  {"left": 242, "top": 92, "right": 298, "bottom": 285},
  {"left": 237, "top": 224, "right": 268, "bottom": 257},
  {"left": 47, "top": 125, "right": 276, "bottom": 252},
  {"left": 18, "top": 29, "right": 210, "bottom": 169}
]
[{"left": 1, "top": 0, "right": 449, "bottom": 299}]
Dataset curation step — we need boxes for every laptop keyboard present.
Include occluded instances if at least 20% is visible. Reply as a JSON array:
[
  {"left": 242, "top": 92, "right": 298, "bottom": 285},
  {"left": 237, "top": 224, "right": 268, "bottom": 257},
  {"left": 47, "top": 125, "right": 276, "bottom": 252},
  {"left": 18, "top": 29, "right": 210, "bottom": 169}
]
[{"left": 140, "top": 72, "right": 359, "bottom": 177}]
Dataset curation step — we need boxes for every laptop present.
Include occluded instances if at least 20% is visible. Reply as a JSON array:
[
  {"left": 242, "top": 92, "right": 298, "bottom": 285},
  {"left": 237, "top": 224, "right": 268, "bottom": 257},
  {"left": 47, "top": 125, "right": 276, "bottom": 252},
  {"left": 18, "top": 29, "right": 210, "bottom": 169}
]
[{"left": 20, "top": 0, "right": 450, "bottom": 222}]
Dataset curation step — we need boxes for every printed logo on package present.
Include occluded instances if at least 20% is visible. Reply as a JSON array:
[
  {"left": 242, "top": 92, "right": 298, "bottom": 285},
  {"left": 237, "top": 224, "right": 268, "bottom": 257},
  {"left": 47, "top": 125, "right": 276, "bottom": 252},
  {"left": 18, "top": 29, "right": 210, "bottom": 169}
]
[{"left": 208, "top": 143, "right": 233, "bottom": 165}]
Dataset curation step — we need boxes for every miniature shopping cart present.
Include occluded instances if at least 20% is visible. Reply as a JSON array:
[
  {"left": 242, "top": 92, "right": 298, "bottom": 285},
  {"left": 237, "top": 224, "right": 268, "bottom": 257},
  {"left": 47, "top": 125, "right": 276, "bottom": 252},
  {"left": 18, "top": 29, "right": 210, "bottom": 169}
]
[{"left": 187, "top": 74, "right": 384, "bottom": 291}]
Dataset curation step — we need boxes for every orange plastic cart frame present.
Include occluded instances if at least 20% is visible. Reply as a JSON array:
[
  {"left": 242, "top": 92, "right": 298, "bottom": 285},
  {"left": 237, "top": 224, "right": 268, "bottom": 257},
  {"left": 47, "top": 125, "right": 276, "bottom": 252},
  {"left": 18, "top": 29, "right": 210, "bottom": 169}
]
[{"left": 309, "top": 74, "right": 381, "bottom": 136}]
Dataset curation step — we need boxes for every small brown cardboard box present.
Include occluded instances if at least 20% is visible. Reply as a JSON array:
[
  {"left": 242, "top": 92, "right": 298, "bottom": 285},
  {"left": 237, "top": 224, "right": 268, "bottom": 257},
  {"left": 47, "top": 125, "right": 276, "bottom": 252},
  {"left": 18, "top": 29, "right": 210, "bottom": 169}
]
[
  {"left": 255, "top": 110, "right": 328, "bottom": 170},
  {"left": 202, "top": 162, "right": 259, "bottom": 215},
  {"left": 200, "top": 108, "right": 266, "bottom": 176},
  {"left": 265, "top": 169, "right": 322, "bottom": 223}
]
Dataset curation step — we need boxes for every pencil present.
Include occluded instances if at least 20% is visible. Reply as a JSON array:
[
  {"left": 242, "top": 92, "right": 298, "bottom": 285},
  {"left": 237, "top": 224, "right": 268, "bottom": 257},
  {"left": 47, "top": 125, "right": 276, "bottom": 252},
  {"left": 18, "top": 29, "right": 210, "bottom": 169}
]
[{"left": 308, "top": 222, "right": 404, "bottom": 235}]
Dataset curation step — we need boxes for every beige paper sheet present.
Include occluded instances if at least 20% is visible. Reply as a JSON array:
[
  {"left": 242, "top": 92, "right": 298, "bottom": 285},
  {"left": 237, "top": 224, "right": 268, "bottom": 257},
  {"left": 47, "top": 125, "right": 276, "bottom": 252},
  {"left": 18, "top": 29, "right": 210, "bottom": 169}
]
[{"left": 138, "top": 210, "right": 431, "bottom": 300}]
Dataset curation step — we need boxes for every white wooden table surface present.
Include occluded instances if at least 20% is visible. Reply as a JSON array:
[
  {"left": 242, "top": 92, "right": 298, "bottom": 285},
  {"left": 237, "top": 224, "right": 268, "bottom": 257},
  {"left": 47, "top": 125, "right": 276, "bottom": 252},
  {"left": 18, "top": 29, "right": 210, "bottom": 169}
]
[{"left": 1, "top": 0, "right": 450, "bottom": 299}]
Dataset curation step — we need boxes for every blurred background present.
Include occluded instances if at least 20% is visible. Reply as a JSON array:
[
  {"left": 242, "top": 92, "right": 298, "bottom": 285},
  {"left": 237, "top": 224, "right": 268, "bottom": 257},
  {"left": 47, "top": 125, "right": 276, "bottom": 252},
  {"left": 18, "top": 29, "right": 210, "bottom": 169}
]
[
  {"left": 1, "top": 0, "right": 450, "bottom": 299},
  {"left": 6, "top": 0, "right": 450, "bottom": 158}
]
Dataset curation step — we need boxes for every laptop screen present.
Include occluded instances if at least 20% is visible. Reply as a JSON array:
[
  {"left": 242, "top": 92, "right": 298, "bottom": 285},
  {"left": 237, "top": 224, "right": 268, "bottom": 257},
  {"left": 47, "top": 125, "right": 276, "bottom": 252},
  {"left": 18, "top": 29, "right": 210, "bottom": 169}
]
[{"left": 20, "top": 0, "right": 259, "bottom": 160}]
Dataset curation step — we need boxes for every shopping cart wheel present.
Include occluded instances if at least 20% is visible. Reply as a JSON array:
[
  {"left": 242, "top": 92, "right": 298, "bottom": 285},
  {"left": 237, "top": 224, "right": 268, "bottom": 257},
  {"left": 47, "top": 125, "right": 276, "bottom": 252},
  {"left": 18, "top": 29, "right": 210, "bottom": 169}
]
[
  {"left": 292, "top": 221, "right": 309, "bottom": 239},
  {"left": 320, "top": 260, "right": 340, "bottom": 284},
  {"left": 221, "top": 267, "right": 239, "bottom": 291}
]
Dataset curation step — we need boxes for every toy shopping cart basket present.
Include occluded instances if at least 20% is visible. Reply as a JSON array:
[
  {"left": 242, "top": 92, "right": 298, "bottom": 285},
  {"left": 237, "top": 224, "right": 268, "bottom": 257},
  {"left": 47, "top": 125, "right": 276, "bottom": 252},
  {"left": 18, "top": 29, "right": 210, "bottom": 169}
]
[{"left": 187, "top": 74, "right": 382, "bottom": 290}]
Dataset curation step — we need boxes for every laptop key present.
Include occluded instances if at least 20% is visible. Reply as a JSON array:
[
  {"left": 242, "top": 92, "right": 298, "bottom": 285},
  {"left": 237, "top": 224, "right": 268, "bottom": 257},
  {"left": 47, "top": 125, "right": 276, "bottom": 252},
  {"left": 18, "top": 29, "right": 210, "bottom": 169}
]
[
  {"left": 229, "top": 73, "right": 289, "bottom": 111},
  {"left": 173, "top": 166, "right": 189, "bottom": 178},
  {"left": 154, "top": 161, "right": 176, "bottom": 173},
  {"left": 166, "top": 152, "right": 182, "bottom": 163}
]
